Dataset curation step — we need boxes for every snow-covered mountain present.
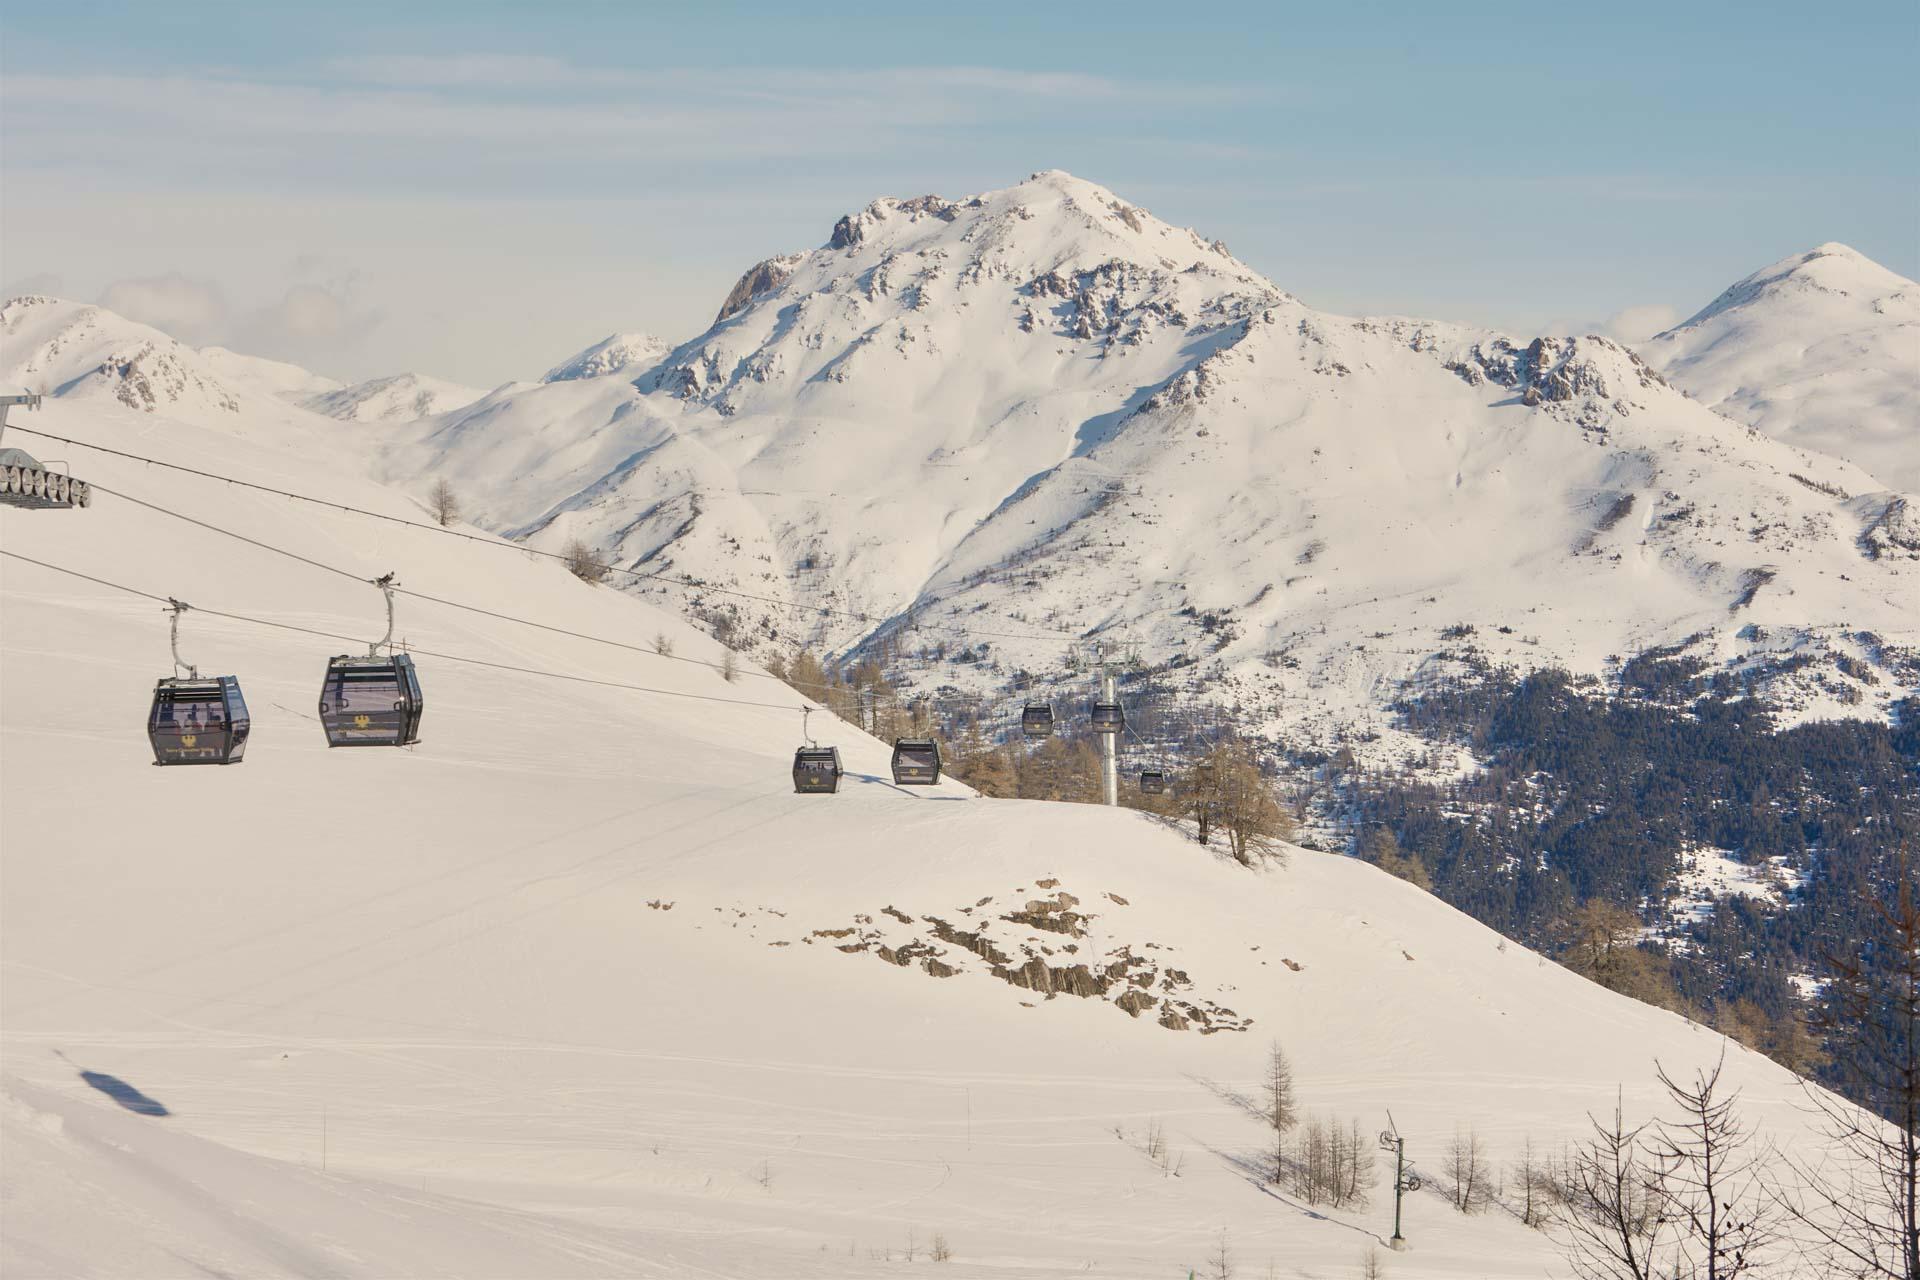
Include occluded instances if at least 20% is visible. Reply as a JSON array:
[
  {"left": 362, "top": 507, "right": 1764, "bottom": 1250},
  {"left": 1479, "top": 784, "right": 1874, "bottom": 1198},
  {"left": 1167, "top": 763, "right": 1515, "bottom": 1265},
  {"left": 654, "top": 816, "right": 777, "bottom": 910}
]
[
  {"left": 1644, "top": 243, "right": 1920, "bottom": 493},
  {"left": 0, "top": 294, "right": 259, "bottom": 426},
  {"left": 541, "top": 330, "right": 672, "bottom": 383},
  {"left": 383, "top": 172, "right": 1918, "bottom": 758},
  {"left": 0, "top": 386, "right": 1865, "bottom": 1277},
  {"left": 199, "top": 345, "right": 344, "bottom": 403},
  {"left": 0, "top": 293, "right": 484, "bottom": 436},
  {"left": 302, "top": 370, "right": 485, "bottom": 423}
]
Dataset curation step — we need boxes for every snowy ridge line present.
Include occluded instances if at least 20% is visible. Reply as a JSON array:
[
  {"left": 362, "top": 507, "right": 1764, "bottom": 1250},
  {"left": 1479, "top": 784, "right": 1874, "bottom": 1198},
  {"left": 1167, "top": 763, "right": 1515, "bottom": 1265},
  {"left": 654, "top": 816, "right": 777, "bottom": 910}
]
[
  {"left": 3, "top": 423, "right": 1086, "bottom": 646},
  {"left": 0, "top": 550, "right": 814, "bottom": 715},
  {"left": 90, "top": 478, "right": 793, "bottom": 686}
]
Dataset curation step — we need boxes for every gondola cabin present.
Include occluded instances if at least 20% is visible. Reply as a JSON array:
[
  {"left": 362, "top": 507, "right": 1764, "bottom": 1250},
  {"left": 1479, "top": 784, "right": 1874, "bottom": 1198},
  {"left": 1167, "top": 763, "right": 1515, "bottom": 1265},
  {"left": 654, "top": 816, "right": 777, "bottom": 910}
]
[
  {"left": 792, "top": 746, "right": 843, "bottom": 794},
  {"left": 1090, "top": 700, "right": 1125, "bottom": 735},
  {"left": 1020, "top": 702, "right": 1055, "bottom": 738},
  {"left": 1139, "top": 768, "right": 1167, "bottom": 795},
  {"left": 319, "top": 654, "right": 424, "bottom": 747},
  {"left": 891, "top": 738, "right": 942, "bottom": 786},
  {"left": 148, "top": 676, "right": 250, "bottom": 765}
]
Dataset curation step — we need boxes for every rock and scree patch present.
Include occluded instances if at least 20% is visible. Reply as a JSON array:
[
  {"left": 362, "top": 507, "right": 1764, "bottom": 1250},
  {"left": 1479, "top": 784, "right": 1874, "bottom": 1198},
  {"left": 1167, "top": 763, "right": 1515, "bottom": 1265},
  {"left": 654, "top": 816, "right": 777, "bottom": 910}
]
[{"left": 802, "top": 886, "right": 1252, "bottom": 1034}]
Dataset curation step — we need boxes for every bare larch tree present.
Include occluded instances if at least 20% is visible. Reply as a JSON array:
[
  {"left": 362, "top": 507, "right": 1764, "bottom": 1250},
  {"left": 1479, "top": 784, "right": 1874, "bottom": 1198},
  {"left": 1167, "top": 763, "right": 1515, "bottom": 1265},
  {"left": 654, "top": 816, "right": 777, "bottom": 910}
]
[
  {"left": 1263, "top": 1040, "right": 1298, "bottom": 1182},
  {"left": 428, "top": 477, "right": 460, "bottom": 527},
  {"left": 1650, "top": 1050, "right": 1776, "bottom": 1279},
  {"left": 1559, "top": 1095, "right": 1673, "bottom": 1280}
]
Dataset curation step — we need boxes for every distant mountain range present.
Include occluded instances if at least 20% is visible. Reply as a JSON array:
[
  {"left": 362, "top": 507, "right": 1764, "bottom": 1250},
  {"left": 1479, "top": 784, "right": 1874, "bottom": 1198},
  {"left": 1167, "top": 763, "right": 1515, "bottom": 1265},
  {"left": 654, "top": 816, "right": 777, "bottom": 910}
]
[
  {"left": 3, "top": 174, "right": 1914, "bottom": 761},
  {"left": 366, "top": 171, "right": 1916, "bottom": 760}
]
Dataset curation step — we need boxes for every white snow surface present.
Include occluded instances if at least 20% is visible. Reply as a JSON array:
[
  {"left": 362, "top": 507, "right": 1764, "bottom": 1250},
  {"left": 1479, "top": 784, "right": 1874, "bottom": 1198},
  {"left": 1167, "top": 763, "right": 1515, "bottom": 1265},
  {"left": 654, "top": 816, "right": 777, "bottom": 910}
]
[
  {"left": 376, "top": 173, "right": 1918, "bottom": 758},
  {"left": 303, "top": 371, "right": 486, "bottom": 424},
  {"left": 1644, "top": 243, "right": 1920, "bottom": 492},
  {"left": 199, "top": 345, "right": 345, "bottom": 404},
  {"left": 542, "top": 331, "right": 674, "bottom": 383},
  {"left": 0, "top": 295, "right": 262, "bottom": 427},
  {"left": 0, "top": 293, "right": 479, "bottom": 433},
  {"left": 0, "top": 387, "right": 1865, "bottom": 1277},
  {"left": 1662, "top": 846, "right": 1792, "bottom": 929}
]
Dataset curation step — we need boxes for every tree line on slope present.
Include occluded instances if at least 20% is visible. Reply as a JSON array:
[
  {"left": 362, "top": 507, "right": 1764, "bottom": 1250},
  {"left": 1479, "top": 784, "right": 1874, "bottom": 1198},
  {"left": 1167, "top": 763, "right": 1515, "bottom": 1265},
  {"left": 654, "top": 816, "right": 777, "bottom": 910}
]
[{"left": 1342, "top": 658, "right": 1918, "bottom": 1123}]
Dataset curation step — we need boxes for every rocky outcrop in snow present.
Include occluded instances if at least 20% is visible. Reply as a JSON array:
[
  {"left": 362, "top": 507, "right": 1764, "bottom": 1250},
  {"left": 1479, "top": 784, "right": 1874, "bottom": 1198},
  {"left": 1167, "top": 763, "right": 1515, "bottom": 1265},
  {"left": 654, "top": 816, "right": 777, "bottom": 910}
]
[
  {"left": 713, "top": 256, "right": 804, "bottom": 325},
  {"left": 303, "top": 372, "right": 483, "bottom": 423},
  {"left": 1, "top": 295, "right": 243, "bottom": 421},
  {"left": 541, "top": 331, "right": 673, "bottom": 383}
]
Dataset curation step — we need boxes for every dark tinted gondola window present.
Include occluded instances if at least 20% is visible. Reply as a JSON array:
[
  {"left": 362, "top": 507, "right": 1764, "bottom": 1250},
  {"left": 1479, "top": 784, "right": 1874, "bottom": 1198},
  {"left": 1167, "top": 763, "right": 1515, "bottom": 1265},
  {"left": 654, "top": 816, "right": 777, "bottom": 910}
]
[
  {"left": 901, "top": 747, "right": 935, "bottom": 768},
  {"left": 152, "top": 687, "right": 231, "bottom": 761},
  {"left": 322, "top": 664, "right": 408, "bottom": 744},
  {"left": 328, "top": 670, "right": 401, "bottom": 711},
  {"left": 155, "top": 692, "right": 226, "bottom": 729}
]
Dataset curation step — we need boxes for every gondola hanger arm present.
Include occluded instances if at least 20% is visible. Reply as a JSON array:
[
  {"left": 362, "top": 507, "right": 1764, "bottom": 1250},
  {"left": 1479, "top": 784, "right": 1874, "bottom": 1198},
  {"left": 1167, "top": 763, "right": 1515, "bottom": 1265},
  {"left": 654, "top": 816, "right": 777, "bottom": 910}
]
[
  {"left": 165, "top": 597, "right": 197, "bottom": 679},
  {"left": 368, "top": 571, "right": 399, "bottom": 658}
]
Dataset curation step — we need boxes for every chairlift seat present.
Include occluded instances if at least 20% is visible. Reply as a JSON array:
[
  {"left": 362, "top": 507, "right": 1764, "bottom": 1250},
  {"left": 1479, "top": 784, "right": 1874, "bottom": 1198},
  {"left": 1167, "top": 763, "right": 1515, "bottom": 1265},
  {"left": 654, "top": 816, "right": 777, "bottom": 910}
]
[
  {"left": 148, "top": 675, "right": 250, "bottom": 765},
  {"left": 319, "top": 653, "right": 423, "bottom": 747},
  {"left": 792, "top": 746, "right": 843, "bottom": 794},
  {"left": 891, "top": 738, "right": 942, "bottom": 786}
]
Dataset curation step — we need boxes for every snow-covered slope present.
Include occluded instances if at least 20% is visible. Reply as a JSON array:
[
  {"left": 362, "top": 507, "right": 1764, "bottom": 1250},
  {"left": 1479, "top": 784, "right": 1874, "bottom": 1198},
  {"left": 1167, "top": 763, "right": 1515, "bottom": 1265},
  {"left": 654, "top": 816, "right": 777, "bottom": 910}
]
[
  {"left": 303, "top": 371, "right": 485, "bottom": 423},
  {"left": 0, "top": 294, "right": 259, "bottom": 425},
  {"left": 1644, "top": 243, "right": 1920, "bottom": 492},
  {"left": 1, "top": 1074, "right": 693, "bottom": 1278},
  {"left": 199, "top": 345, "right": 344, "bottom": 404},
  {"left": 0, "top": 292, "right": 485, "bottom": 431},
  {"left": 382, "top": 173, "right": 1918, "bottom": 755},
  {"left": 1, "top": 391, "right": 1858, "bottom": 1277},
  {"left": 542, "top": 330, "right": 673, "bottom": 383}
]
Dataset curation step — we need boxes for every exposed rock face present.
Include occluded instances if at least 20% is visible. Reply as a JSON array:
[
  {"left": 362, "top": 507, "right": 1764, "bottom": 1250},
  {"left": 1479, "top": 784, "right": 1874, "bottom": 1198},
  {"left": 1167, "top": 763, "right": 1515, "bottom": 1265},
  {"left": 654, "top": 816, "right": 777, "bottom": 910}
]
[
  {"left": 1864, "top": 496, "right": 1920, "bottom": 561},
  {"left": 1447, "top": 336, "right": 1634, "bottom": 407},
  {"left": 98, "top": 344, "right": 239, "bottom": 414},
  {"left": 714, "top": 255, "right": 804, "bottom": 325},
  {"left": 828, "top": 195, "right": 960, "bottom": 251}
]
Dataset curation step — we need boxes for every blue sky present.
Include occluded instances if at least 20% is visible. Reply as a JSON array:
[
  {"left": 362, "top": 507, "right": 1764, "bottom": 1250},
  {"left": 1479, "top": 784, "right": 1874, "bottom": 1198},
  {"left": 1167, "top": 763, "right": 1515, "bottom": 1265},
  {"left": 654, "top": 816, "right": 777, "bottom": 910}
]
[{"left": 3, "top": 1, "right": 1914, "bottom": 383}]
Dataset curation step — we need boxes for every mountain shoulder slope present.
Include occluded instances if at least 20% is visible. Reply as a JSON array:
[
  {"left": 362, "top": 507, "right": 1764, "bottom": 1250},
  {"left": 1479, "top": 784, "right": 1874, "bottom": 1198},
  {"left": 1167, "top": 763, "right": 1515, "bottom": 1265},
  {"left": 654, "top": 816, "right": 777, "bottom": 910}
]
[{"left": 1644, "top": 242, "right": 1920, "bottom": 491}]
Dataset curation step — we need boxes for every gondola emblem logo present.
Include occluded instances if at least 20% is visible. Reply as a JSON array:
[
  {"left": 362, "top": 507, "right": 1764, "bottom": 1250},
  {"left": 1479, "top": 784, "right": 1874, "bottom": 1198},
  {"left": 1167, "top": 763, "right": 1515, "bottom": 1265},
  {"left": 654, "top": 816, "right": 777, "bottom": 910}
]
[
  {"left": 180, "top": 734, "right": 197, "bottom": 748},
  {"left": 353, "top": 714, "right": 371, "bottom": 729}
]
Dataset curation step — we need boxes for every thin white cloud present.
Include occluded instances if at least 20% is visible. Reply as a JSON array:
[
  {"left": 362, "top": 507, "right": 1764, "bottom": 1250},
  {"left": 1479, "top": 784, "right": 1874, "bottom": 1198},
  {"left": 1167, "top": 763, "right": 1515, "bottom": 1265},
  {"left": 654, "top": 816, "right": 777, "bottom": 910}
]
[
  {"left": 81, "top": 264, "right": 383, "bottom": 376},
  {"left": 327, "top": 53, "right": 630, "bottom": 88},
  {"left": 97, "top": 273, "right": 229, "bottom": 345},
  {"left": 1601, "top": 303, "right": 1682, "bottom": 342},
  {"left": 3, "top": 271, "right": 66, "bottom": 299},
  {"left": 325, "top": 54, "right": 1148, "bottom": 101},
  {"left": 1, "top": 57, "right": 1245, "bottom": 180}
]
